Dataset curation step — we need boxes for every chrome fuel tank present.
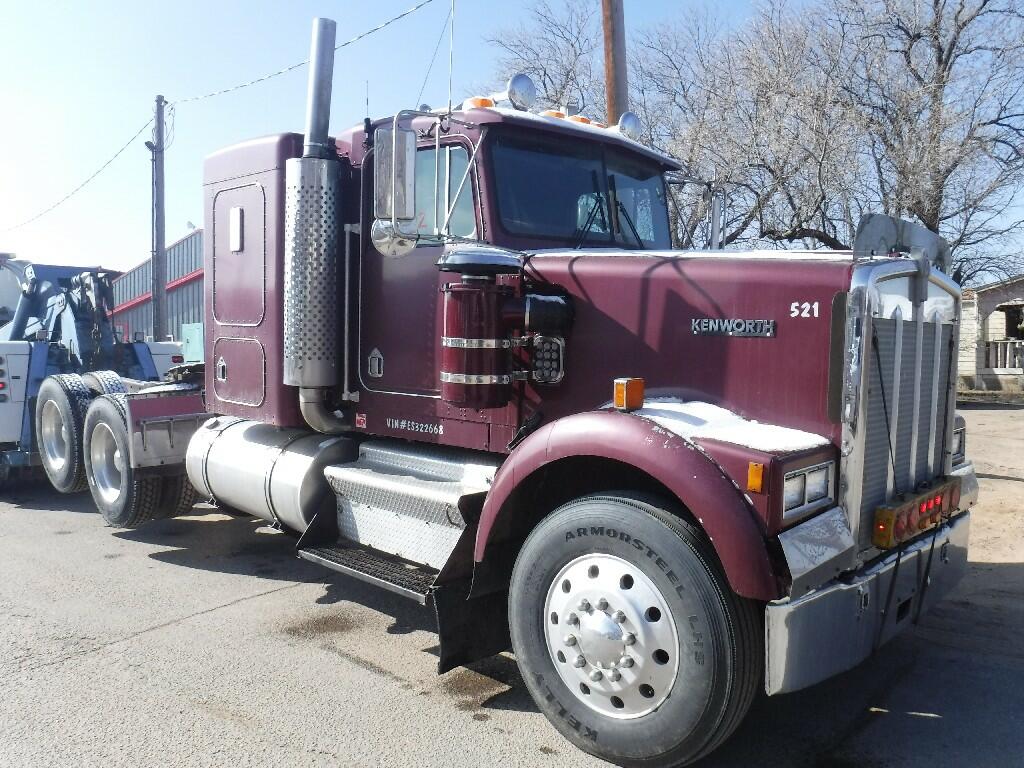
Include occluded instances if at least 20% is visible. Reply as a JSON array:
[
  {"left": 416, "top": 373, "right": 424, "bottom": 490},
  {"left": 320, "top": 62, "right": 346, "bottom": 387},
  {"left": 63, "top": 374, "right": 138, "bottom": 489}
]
[{"left": 186, "top": 417, "right": 357, "bottom": 532}]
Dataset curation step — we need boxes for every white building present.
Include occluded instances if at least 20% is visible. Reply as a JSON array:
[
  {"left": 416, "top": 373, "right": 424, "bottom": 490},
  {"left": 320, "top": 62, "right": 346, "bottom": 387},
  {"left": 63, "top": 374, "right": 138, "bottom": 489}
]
[{"left": 958, "top": 275, "right": 1024, "bottom": 392}]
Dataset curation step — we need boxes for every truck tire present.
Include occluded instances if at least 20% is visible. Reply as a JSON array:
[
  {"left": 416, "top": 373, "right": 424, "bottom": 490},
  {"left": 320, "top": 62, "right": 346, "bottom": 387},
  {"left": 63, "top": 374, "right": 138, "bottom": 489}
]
[
  {"left": 81, "top": 370, "right": 126, "bottom": 396},
  {"left": 35, "top": 374, "right": 93, "bottom": 493},
  {"left": 509, "top": 494, "right": 762, "bottom": 768},
  {"left": 83, "top": 394, "right": 164, "bottom": 528},
  {"left": 157, "top": 473, "right": 200, "bottom": 518}
]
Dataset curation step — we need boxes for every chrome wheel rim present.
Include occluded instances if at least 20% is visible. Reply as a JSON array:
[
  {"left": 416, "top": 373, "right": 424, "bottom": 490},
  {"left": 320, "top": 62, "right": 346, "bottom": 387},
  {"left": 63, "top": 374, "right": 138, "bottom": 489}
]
[
  {"left": 89, "top": 422, "right": 123, "bottom": 504},
  {"left": 40, "top": 399, "right": 70, "bottom": 473},
  {"left": 544, "top": 553, "right": 680, "bottom": 719}
]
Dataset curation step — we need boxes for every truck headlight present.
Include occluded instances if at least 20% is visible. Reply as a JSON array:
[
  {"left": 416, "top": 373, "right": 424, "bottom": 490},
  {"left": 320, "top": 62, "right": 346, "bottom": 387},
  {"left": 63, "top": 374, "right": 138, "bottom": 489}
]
[
  {"left": 952, "top": 428, "right": 966, "bottom": 463},
  {"left": 805, "top": 465, "right": 830, "bottom": 503},
  {"left": 783, "top": 474, "right": 806, "bottom": 511},
  {"left": 783, "top": 461, "right": 836, "bottom": 519}
]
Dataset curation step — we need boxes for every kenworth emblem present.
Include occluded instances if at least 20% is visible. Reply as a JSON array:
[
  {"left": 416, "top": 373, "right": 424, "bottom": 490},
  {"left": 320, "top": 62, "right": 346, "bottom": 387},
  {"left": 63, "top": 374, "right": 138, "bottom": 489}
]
[{"left": 691, "top": 318, "right": 776, "bottom": 337}]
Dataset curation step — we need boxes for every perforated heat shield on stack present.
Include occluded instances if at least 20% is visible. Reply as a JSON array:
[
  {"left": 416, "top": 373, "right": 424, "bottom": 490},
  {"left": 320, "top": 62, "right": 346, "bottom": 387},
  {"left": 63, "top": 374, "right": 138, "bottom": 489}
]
[{"left": 283, "top": 156, "right": 340, "bottom": 388}]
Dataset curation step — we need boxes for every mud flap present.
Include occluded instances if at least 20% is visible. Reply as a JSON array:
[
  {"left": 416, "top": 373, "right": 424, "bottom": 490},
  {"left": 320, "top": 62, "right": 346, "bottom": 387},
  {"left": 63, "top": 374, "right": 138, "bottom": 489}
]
[{"left": 433, "top": 581, "right": 511, "bottom": 674}]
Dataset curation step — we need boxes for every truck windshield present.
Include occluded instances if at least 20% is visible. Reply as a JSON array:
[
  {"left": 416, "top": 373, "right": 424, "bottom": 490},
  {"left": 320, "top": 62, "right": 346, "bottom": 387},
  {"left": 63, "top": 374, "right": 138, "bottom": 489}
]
[{"left": 490, "top": 131, "right": 671, "bottom": 249}]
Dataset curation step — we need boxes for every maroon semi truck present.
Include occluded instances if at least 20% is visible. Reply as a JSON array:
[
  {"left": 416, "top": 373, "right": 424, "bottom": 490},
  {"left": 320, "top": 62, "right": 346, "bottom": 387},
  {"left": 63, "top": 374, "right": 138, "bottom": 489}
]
[{"left": 40, "top": 18, "right": 978, "bottom": 767}]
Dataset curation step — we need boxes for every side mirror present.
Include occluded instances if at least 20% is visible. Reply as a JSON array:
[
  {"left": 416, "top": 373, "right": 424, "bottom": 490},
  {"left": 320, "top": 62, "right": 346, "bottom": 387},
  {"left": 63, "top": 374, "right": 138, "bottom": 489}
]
[
  {"left": 373, "top": 124, "right": 418, "bottom": 256},
  {"left": 370, "top": 218, "right": 418, "bottom": 257}
]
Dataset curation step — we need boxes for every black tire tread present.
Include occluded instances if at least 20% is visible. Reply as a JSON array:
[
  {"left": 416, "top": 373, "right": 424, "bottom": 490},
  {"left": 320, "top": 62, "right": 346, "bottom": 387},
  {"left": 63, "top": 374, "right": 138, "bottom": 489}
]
[
  {"left": 38, "top": 374, "right": 93, "bottom": 493},
  {"left": 81, "top": 370, "right": 126, "bottom": 396},
  {"left": 513, "top": 492, "right": 762, "bottom": 767},
  {"left": 157, "top": 473, "right": 200, "bottom": 519},
  {"left": 88, "top": 394, "right": 164, "bottom": 528}
]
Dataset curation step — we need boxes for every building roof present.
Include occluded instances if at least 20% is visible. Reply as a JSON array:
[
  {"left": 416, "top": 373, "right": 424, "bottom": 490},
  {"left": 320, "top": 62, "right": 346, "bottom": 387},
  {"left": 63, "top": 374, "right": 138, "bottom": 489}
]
[{"left": 975, "top": 273, "right": 1024, "bottom": 292}]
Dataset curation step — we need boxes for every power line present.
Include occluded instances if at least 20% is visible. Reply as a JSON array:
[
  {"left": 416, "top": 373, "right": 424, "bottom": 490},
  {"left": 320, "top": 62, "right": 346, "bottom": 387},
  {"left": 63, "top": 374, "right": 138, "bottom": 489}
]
[
  {"left": 2, "top": 118, "right": 153, "bottom": 233},
  {"left": 2, "top": 0, "right": 437, "bottom": 234},
  {"left": 173, "top": 0, "right": 437, "bottom": 105}
]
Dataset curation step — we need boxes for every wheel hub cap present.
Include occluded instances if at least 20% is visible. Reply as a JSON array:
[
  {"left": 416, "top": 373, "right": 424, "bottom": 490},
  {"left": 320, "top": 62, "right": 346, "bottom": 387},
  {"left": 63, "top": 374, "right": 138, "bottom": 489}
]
[
  {"left": 90, "top": 422, "right": 123, "bottom": 504},
  {"left": 577, "top": 610, "right": 624, "bottom": 668},
  {"left": 544, "top": 553, "right": 680, "bottom": 719},
  {"left": 40, "top": 400, "right": 69, "bottom": 473}
]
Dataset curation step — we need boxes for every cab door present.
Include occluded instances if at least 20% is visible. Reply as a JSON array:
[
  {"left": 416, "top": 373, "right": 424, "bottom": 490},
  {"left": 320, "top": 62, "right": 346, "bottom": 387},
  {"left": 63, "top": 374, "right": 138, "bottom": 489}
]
[{"left": 358, "top": 141, "right": 477, "bottom": 398}]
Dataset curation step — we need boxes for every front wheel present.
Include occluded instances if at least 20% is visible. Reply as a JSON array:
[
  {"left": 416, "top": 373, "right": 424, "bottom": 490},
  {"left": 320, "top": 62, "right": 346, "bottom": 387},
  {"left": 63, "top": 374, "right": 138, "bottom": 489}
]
[{"left": 509, "top": 494, "right": 762, "bottom": 768}]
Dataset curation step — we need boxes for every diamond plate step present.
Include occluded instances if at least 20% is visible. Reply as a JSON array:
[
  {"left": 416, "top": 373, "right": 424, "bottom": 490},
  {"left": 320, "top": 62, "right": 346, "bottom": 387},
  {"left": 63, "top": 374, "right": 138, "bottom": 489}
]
[
  {"left": 297, "top": 544, "right": 437, "bottom": 604},
  {"left": 323, "top": 441, "right": 500, "bottom": 570}
]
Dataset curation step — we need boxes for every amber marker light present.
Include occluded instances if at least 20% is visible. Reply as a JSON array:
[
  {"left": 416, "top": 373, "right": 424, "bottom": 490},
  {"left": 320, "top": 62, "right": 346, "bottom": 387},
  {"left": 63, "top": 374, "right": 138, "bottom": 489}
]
[
  {"left": 746, "top": 462, "right": 764, "bottom": 494},
  {"left": 464, "top": 96, "right": 495, "bottom": 109},
  {"left": 613, "top": 377, "right": 645, "bottom": 412}
]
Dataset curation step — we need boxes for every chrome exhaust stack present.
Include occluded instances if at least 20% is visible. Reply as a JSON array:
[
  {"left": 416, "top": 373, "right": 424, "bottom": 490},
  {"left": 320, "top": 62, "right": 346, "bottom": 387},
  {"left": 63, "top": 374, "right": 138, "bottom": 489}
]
[{"left": 283, "top": 17, "right": 347, "bottom": 433}]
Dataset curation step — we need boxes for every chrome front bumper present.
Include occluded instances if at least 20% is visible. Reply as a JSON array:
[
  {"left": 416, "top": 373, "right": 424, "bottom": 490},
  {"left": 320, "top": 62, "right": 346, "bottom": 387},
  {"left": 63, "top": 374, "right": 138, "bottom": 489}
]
[{"left": 765, "top": 476, "right": 973, "bottom": 695}]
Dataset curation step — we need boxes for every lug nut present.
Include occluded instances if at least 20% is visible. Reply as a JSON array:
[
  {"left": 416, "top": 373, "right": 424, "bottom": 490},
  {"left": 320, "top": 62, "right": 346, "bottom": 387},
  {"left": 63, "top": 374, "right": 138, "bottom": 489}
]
[
  {"left": 608, "top": 669, "right": 621, "bottom": 682},
  {"left": 596, "top": 597, "right": 609, "bottom": 610},
  {"left": 573, "top": 655, "right": 587, "bottom": 668},
  {"left": 564, "top": 634, "right": 577, "bottom": 646},
  {"left": 619, "top": 655, "right": 634, "bottom": 668},
  {"left": 578, "top": 598, "right": 591, "bottom": 612},
  {"left": 567, "top": 612, "right": 579, "bottom": 626},
  {"left": 611, "top": 610, "right": 626, "bottom": 624},
  {"left": 589, "top": 669, "right": 603, "bottom": 682},
  {"left": 623, "top": 632, "right": 636, "bottom": 646}
]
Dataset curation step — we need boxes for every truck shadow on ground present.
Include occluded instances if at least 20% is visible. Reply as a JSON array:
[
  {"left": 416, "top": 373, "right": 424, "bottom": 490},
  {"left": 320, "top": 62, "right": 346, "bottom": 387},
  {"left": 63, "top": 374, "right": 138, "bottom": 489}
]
[
  {"left": 2, "top": 482, "right": 100, "bottom": 514},
  {"left": 102, "top": 509, "right": 1024, "bottom": 767}
]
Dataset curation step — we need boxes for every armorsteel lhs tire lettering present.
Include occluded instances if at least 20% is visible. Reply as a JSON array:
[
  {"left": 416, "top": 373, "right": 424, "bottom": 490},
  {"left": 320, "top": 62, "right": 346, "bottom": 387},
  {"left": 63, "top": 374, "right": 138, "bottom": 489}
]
[
  {"left": 511, "top": 493, "right": 762, "bottom": 767},
  {"left": 565, "top": 527, "right": 687, "bottom": 598}
]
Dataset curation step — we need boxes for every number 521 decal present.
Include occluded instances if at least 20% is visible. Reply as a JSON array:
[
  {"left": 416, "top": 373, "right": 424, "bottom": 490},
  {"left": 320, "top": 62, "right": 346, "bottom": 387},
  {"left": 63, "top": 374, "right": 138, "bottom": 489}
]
[{"left": 790, "top": 301, "right": 820, "bottom": 318}]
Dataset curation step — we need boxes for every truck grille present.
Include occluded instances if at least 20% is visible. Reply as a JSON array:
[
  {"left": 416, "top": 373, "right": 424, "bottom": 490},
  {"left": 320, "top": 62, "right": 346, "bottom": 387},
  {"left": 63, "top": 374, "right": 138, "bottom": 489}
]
[{"left": 859, "top": 317, "right": 953, "bottom": 541}]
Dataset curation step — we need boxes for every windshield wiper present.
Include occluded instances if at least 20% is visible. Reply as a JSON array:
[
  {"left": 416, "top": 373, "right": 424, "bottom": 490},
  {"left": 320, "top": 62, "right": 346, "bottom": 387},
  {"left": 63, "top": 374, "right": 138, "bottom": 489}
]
[
  {"left": 573, "top": 170, "right": 608, "bottom": 249},
  {"left": 616, "top": 201, "right": 645, "bottom": 249},
  {"left": 608, "top": 175, "right": 645, "bottom": 250}
]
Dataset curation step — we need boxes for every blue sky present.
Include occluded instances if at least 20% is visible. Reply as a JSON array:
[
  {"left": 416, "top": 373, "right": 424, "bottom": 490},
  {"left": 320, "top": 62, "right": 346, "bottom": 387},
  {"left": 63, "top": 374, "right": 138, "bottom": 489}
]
[{"left": 0, "top": 0, "right": 753, "bottom": 271}]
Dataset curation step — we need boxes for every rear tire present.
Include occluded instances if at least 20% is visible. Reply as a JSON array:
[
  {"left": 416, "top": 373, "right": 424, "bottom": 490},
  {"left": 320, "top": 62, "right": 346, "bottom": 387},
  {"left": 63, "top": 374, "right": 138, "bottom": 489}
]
[
  {"left": 35, "top": 374, "right": 92, "bottom": 493},
  {"left": 509, "top": 493, "right": 762, "bottom": 768},
  {"left": 81, "top": 370, "right": 126, "bottom": 396},
  {"left": 157, "top": 473, "right": 199, "bottom": 518},
  {"left": 83, "top": 394, "right": 164, "bottom": 528}
]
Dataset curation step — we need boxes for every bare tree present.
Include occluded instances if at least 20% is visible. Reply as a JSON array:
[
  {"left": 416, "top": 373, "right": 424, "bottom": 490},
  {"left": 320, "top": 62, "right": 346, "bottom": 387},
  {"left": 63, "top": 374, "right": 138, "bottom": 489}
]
[
  {"left": 485, "top": 0, "right": 604, "bottom": 117},
  {"left": 485, "top": 0, "right": 1024, "bottom": 281}
]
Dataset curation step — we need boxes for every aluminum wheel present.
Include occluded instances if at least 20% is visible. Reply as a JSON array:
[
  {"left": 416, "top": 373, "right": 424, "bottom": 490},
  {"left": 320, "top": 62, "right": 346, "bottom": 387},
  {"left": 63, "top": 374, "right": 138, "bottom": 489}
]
[
  {"left": 89, "top": 422, "right": 123, "bottom": 505},
  {"left": 544, "top": 553, "right": 680, "bottom": 719},
  {"left": 40, "top": 399, "right": 70, "bottom": 473}
]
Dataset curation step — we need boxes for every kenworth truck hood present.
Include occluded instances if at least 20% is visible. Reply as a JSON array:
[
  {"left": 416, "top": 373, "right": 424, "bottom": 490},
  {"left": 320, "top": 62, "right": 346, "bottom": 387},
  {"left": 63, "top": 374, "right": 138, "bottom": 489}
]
[{"left": 522, "top": 248, "right": 857, "bottom": 449}]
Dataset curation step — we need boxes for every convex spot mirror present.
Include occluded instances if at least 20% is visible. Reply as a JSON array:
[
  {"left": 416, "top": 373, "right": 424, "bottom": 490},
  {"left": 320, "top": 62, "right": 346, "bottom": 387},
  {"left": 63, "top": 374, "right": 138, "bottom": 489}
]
[{"left": 373, "top": 124, "right": 418, "bottom": 257}]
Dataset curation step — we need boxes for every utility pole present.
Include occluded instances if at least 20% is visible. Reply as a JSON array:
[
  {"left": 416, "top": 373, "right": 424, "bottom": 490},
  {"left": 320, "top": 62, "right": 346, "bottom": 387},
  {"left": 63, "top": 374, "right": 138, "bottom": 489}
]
[
  {"left": 601, "top": 0, "right": 628, "bottom": 124},
  {"left": 149, "top": 94, "right": 167, "bottom": 341}
]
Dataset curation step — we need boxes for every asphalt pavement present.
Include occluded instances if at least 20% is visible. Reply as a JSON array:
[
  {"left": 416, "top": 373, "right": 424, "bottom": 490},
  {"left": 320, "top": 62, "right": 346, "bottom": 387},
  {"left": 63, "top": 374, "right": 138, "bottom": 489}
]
[{"left": 1, "top": 404, "right": 1022, "bottom": 767}]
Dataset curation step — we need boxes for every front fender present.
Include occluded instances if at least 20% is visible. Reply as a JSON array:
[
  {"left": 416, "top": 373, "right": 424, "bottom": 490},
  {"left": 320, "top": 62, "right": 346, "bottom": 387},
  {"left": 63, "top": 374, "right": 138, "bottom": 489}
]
[{"left": 475, "top": 410, "right": 780, "bottom": 601}]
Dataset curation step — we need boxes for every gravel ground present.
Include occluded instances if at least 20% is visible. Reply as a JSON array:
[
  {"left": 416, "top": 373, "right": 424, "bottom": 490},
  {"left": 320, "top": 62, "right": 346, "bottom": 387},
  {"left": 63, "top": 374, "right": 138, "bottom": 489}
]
[{"left": 0, "top": 404, "right": 1021, "bottom": 768}]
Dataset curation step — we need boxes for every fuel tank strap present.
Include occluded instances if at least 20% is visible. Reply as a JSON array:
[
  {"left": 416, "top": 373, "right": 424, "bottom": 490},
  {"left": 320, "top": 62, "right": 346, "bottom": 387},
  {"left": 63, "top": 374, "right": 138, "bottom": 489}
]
[
  {"left": 441, "top": 336, "right": 512, "bottom": 349},
  {"left": 439, "top": 372, "right": 511, "bottom": 385}
]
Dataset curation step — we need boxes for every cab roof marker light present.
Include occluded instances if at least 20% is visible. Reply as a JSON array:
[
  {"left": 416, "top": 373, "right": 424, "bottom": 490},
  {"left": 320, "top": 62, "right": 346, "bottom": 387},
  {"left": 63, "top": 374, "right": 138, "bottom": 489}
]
[
  {"left": 464, "top": 96, "right": 495, "bottom": 109},
  {"left": 541, "top": 109, "right": 566, "bottom": 119}
]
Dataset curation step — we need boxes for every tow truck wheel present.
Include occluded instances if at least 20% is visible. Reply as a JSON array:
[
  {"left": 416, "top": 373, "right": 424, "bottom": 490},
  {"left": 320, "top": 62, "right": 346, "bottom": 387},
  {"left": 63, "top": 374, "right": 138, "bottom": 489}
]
[
  {"left": 35, "top": 374, "right": 93, "bottom": 493},
  {"left": 83, "top": 394, "right": 163, "bottom": 528},
  {"left": 509, "top": 494, "right": 761, "bottom": 768},
  {"left": 81, "top": 370, "right": 126, "bottom": 397}
]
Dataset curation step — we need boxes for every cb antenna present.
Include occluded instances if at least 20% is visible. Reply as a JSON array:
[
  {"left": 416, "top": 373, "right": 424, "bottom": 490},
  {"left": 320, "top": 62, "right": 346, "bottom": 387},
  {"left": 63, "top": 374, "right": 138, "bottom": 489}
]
[{"left": 447, "top": 0, "right": 455, "bottom": 114}]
